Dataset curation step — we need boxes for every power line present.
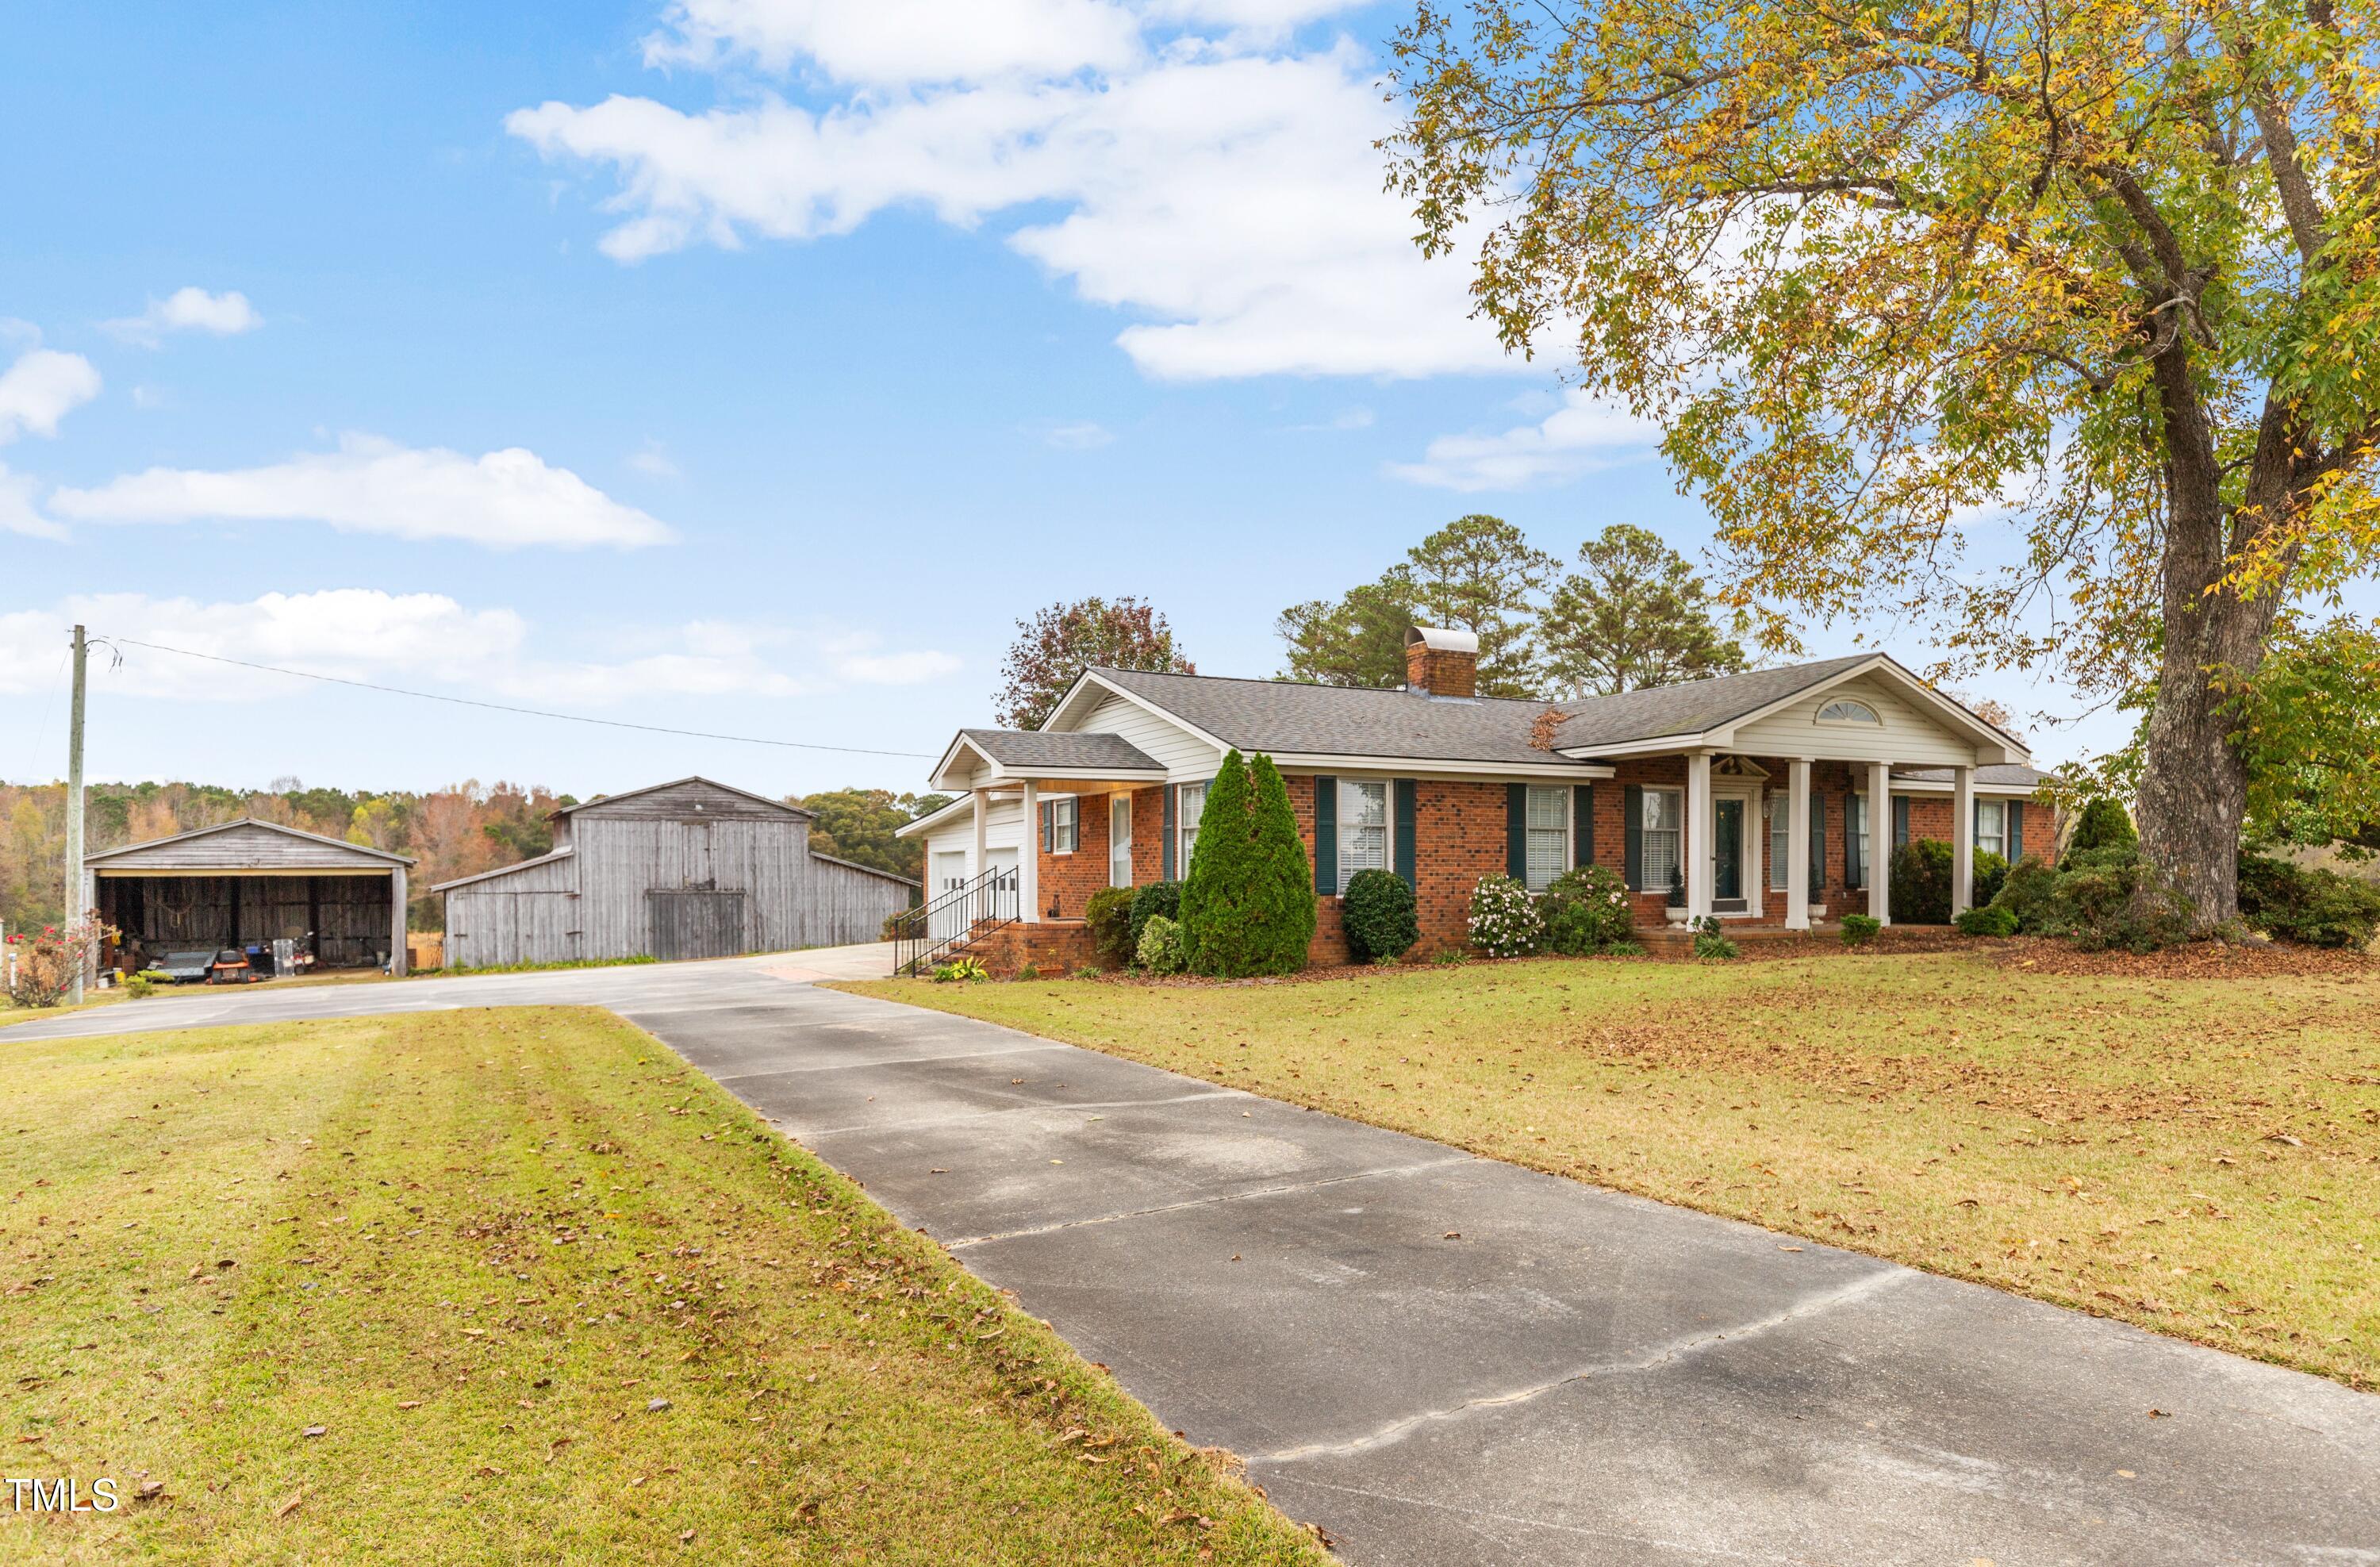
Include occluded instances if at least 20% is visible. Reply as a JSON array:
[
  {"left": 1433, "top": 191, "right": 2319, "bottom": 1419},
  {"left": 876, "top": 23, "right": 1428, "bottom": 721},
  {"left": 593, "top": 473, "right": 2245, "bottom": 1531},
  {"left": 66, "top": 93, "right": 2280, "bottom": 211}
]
[{"left": 101, "top": 635, "right": 935, "bottom": 760}]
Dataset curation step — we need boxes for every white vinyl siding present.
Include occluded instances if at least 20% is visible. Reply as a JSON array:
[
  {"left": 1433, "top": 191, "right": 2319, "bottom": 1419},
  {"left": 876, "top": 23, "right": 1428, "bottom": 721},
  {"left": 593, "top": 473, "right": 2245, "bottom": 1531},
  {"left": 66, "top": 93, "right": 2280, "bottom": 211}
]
[
  {"left": 1524, "top": 785, "right": 1568, "bottom": 893},
  {"left": 1050, "top": 797, "right": 1078, "bottom": 854},
  {"left": 1977, "top": 799, "right": 2006, "bottom": 860},
  {"left": 1338, "top": 778, "right": 1387, "bottom": 893},
  {"left": 1730, "top": 675, "right": 1977, "bottom": 766},
  {"left": 1109, "top": 794, "right": 1132, "bottom": 887},
  {"left": 1061, "top": 693, "right": 1225, "bottom": 777},
  {"left": 1640, "top": 787, "right": 1683, "bottom": 893},
  {"left": 1178, "top": 782, "right": 1207, "bottom": 869}
]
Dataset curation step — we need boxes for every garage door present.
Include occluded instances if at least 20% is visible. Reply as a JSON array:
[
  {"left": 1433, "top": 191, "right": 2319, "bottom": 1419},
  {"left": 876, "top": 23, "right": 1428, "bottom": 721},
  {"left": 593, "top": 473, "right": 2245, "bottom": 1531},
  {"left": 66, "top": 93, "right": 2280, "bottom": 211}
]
[{"left": 647, "top": 890, "right": 746, "bottom": 961}]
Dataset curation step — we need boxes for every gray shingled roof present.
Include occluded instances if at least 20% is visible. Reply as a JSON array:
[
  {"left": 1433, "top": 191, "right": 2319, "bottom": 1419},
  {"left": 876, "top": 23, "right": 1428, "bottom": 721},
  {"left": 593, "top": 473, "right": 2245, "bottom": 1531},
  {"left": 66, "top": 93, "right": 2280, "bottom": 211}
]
[
  {"left": 1897, "top": 764, "right": 2050, "bottom": 789},
  {"left": 1090, "top": 668, "right": 1594, "bottom": 766},
  {"left": 1543, "top": 655, "right": 1877, "bottom": 749},
  {"left": 1090, "top": 656, "right": 1878, "bottom": 765},
  {"left": 959, "top": 728, "right": 1163, "bottom": 772}
]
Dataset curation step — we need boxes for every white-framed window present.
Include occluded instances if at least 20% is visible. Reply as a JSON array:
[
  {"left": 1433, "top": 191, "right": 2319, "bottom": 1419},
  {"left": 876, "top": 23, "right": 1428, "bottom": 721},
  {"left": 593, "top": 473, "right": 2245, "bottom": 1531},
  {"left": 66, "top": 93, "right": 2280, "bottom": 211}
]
[
  {"left": 1050, "top": 796, "right": 1078, "bottom": 854},
  {"left": 1177, "top": 782, "right": 1207, "bottom": 869},
  {"left": 1109, "top": 793, "right": 1133, "bottom": 887},
  {"left": 1817, "top": 697, "right": 1882, "bottom": 725},
  {"left": 1765, "top": 796, "right": 1790, "bottom": 890},
  {"left": 1639, "top": 787, "right": 1683, "bottom": 893},
  {"left": 1524, "top": 784, "right": 1568, "bottom": 893},
  {"left": 1976, "top": 799, "right": 2006, "bottom": 859},
  {"left": 1338, "top": 778, "right": 1388, "bottom": 893}
]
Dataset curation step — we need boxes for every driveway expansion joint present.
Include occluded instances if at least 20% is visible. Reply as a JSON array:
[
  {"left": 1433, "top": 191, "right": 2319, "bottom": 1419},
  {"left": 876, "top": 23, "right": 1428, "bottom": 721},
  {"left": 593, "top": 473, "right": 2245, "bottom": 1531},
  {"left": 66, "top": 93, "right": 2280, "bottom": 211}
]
[
  {"left": 1257, "top": 1264, "right": 1913, "bottom": 1465},
  {"left": 943, "top": 1153, "right": 1483, "bottom": 1250}
]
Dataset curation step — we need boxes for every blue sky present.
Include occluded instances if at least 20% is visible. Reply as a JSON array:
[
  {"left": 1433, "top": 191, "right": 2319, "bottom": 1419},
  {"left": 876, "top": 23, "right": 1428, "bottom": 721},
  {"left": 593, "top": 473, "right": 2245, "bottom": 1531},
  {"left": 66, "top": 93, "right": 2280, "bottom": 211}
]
[{"left": 4, "top": 0, "right": 2113, "bottom": 801}]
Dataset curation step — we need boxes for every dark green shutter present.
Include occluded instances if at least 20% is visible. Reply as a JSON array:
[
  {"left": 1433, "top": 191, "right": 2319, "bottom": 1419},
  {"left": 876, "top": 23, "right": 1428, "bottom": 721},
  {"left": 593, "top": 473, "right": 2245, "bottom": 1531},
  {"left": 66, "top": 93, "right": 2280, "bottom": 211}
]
[
  {"left": 1506, "top": 783, "right": 1528, "bottom": 881},
  {"left": 1809, "top": 790, "right": 1826, "bottom": 893},
  {"left": 1894, "top": 795, "right": 1910, "bottom": 847},
  {"left": 1573, "top": 783, "right": 1595, "bottom": 867},
  {"left": 1313, "top": 775, "right": 1337, "bottom": 894},
  {"left": 1040, "top": 801, "right": 1053, "bottom": 852},
  {"left": 1161, "top": 785, "right": 1177, "bottom": 879},
  {"left": 2008, "top": 800, "right": 2025, "bottom": 862},
  {"left": 1847, "top": 793, "right": 1862, "bottom": 889},
  {"left": 1393, "top": 779, "right": 1417, "bottom": 889},
  {"left": 1623, "top": 784, "right": 1644, "bottom": 890}
]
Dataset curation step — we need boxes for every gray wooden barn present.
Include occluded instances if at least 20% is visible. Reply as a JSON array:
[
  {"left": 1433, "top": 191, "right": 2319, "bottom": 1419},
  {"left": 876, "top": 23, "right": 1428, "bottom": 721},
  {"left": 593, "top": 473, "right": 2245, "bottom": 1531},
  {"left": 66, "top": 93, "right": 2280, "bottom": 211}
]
[
  {"left": 83, "top": 820, "right": 416, "bottom": 976},
  {"left": 434, "top": 777, "right": 915, "bottom": 968}
]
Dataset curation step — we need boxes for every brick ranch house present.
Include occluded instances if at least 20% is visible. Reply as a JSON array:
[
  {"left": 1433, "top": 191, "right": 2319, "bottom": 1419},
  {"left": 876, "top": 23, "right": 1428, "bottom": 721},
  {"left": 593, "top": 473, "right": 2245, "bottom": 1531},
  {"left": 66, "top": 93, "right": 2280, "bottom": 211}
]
[{"left": 896, "top": 628, "right": 2056, "bottom": 971}]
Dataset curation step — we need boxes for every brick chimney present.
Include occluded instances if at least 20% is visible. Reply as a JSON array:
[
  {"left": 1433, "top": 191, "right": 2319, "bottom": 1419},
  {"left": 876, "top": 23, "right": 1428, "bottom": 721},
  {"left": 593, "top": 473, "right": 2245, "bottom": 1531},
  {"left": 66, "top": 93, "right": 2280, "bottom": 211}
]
[{"left": 1404, "top": 626, "right": 1480, "bottom": 698}]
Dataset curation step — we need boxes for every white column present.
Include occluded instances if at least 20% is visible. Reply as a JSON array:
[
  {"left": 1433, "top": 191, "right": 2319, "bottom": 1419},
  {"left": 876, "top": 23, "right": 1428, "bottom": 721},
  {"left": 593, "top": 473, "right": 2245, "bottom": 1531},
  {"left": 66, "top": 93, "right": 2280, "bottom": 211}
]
[
  {"left": 1685, "top": 751, "right": 1714, "bottom": 920},
  {"left": 1786, "top": 759, "right": 1812, "bottom": 931},
  {"left": 390, "top": 866, "right": 409, "bottom": 976},
  {"left": 1951, "top": 764, "right": 1975, "bottom": 919},
  {"left": 971, "top": 788, "right": 988, "bottom": 879},
  {"left": 1019, "top": 780, "right": 1040, "bottom": 924},
  {"left": 1867, "top": 760, "right": 1892, "bottom": 924}
]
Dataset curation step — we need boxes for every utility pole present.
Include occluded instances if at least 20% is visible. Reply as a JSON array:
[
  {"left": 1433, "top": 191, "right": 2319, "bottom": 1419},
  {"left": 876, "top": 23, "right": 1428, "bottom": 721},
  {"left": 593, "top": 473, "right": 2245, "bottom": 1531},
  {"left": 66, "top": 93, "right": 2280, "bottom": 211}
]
[{"left": 66, "top": 624, "right": 86, "bottom": 1004}]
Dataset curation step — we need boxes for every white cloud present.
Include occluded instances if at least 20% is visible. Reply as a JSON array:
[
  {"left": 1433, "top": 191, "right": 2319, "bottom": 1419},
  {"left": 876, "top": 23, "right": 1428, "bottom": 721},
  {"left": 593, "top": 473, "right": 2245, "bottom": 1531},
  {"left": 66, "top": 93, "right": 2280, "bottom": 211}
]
[
  {"left": 1042, "top": 420, "right": 1112, "bottom": 449},
  {"left": 52, "top": 433, "right": 674, "bottom": 550},
  {"left": 103, "top": 286, "right": 263, "bottom": 346},
  {"left": 1385, "top": 389, "right": 1660, "bottom": 491},
  {"left": 0, "top": 347, "right": 102, "bottom": 443},
  {"left": 508, "top": 15, "right": 1508, "bottom": 380},
  {"left": 0, "top": 463, "right": 64, "bottom": 540},
  {"left": 628, "top": 438, "right": 681, "bottom": 477},
  {"left": 0, "top": 590, "right": 960, "bottom": 704},
  {"left": 647, "top": 0, "right": 1144, "bottom": 83}
]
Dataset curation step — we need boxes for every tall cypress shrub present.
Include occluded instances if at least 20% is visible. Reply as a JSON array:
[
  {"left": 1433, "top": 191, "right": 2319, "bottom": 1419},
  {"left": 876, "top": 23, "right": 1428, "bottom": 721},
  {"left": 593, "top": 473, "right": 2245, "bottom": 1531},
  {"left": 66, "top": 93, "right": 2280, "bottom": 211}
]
[
  {"left": 1179, "top": 749, "right": 1252, "bottom": 974},
  {"left": 1180, "top": 750, "right": 1315, "bottom": 976}
]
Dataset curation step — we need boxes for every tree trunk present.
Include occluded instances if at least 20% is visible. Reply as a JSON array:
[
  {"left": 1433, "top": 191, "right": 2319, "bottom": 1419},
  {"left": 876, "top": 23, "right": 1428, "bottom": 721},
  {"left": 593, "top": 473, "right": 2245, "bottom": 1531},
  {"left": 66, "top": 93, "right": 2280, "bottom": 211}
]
[{"left": 2134, "top": 384, "right": 2297, "bottom": 932}]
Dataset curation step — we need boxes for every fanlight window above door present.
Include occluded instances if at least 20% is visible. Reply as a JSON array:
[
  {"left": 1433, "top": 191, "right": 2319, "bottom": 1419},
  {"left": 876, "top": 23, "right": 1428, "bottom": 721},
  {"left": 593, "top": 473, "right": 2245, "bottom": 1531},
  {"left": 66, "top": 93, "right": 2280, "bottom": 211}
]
[{"left": 1816, "top": 697, "right": 1881, "bottom": 725}]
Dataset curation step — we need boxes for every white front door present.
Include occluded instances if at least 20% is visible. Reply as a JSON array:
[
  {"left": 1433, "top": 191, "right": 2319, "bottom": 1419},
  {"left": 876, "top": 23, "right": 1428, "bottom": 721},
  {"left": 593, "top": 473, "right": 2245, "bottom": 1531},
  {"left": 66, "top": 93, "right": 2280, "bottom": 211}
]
[
  {"left": 1109, "top": 793, "right": 1133, "bottom": 887},
  {"left": 930, "top": 850, "right": 969, "bottom": 940}
]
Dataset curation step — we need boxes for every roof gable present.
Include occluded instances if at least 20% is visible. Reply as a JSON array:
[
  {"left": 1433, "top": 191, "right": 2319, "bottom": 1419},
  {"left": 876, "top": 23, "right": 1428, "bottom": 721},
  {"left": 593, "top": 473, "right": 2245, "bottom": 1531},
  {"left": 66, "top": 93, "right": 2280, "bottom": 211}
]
[
  {"left": 85, "top": 819, "right": 416, "bottom": 870},
  {"left": 561, "top": 777, "right": 811, "bottom": 821}
]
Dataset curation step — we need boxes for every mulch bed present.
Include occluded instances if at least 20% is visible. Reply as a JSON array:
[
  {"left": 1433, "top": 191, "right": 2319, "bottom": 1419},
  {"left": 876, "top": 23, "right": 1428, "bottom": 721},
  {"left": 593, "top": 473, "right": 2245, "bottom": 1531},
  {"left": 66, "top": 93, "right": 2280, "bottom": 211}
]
[{"left": 1986, "top": 935, "right": 2375, "bottom": 979}]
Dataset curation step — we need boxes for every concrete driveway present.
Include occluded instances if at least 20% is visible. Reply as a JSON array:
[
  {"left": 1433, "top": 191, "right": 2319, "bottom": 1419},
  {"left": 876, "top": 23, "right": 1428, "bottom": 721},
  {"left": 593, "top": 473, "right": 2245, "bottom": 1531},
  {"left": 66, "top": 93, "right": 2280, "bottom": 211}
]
[{"left": 10, "top": 948, "right": 2378, "bottom": 1564}]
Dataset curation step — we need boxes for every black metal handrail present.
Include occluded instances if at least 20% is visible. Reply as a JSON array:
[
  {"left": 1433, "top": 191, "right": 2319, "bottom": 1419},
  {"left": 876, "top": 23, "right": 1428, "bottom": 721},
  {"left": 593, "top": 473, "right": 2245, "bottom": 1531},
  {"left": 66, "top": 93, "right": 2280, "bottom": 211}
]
[{"left": 891, "top": 864, "right": 1019, "bottom": 977}]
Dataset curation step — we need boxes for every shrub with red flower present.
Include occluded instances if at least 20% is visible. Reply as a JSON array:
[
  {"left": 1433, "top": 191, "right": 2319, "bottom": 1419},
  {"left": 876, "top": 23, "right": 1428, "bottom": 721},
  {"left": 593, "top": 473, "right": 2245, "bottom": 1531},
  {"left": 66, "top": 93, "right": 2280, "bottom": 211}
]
[{"left": 5, "top": 914, "right": 117, "bottom": 1008}]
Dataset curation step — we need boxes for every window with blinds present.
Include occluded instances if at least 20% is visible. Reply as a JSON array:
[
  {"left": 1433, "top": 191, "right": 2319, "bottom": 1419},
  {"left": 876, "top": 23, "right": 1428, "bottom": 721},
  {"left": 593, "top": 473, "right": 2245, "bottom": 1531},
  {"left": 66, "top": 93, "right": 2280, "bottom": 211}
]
[
  {"left": 1524, "top": 784, "right": 1568, "bottom": 893},
  {"left": 1338, "top": 778, "right": 1387, "bottom": 893},
  {"left": 1977, "top": 799, "right": 2006, "bottom": 858},
  {"left": 1641, "top": 787, "right": 1682, "bottom": 893}
]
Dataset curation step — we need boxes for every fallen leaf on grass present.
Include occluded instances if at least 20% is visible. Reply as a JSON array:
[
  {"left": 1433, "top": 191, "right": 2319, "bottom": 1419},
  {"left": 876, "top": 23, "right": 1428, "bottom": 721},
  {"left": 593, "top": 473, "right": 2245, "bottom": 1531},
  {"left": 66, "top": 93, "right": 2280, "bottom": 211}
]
[
  {"left": 273, "top": 1490, "right": 305, "bottom": 1519},
  {"left": 301, "top": 1426, "right": 326, "bottom": 1438},
  {"left": 646, "top": 1397, "right": 671, "bottom": 1413},
  {"left": 397, "top": 1400, "right": 422, "bottom": 1410},
  {"left": 135, "top": 1480, "right": 164, "bottom": 1501}
]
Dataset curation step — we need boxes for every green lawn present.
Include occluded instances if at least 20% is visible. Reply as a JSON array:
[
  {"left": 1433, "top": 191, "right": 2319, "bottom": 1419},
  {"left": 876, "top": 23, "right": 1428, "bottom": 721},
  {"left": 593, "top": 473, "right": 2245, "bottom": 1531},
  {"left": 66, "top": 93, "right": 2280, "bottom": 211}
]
[
  {"left": 0, "top": 1008, "right": 1325, "bottom": 1565},
  {"left": 842, "top": 951, "right": 2380, "bottom": 1390}
]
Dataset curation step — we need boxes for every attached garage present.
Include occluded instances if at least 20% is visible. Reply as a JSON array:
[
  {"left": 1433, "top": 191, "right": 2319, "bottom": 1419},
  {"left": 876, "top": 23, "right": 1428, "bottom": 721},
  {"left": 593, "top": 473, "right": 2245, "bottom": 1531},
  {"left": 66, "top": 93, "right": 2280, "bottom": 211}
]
[
  {"left": 436, "top": 776, "right": 916, "bottom": 970},
  {"left": 83, "top": 820, "right": 415, "bottom": 977}
]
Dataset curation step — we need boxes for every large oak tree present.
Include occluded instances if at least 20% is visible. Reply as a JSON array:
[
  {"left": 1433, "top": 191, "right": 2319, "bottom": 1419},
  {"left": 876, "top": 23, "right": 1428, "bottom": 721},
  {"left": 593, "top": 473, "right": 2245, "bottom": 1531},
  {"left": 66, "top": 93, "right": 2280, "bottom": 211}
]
[{"left": 1390, "top": 1, "right": 2380, "bottom": 927}]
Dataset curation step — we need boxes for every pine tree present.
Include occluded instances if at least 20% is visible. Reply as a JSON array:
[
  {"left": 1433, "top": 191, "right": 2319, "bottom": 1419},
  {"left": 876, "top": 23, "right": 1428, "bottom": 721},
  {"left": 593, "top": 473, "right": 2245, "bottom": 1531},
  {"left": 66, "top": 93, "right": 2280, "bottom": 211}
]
[{"left": 1179, "top": 751, "right": 1315, "bottom": 976}]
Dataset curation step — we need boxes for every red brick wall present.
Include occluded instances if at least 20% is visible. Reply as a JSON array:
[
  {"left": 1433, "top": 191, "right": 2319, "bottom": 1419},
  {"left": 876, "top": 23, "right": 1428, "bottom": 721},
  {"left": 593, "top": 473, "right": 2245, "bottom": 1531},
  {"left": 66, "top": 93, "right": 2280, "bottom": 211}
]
[
  {"left": 1130, "top": 785, "right": 1165, "bottom": 886},
  {"left": 1033, "top": 793, "right": 1111, "bottom": 921}
]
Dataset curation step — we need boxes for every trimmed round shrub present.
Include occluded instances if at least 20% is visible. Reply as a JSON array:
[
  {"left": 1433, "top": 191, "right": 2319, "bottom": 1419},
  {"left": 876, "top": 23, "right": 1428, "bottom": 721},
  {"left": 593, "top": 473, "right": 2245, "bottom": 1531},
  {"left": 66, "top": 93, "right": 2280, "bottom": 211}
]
[
  {"left": 1839, "top": 913, "right": 1881, "bottom": 947},
  {"left": 1135, "top": 914, "right": 1185, "bottom": 974},
  {"left": 1180, "top": 751, "right": 1315, "bottom": 977},
  {"left": 1129, "top": 880, "right": 1181, "bottom": 951},
  {"left": 1466, "top": 874, "right": 1541, "bottom": 958},
  {"left": 1342, "top": 867, "right": 1419, "bottom": 963},
  {"left": 1887, "top": 839, "right": 1955, "bottom": 924},
  {"left": 1538, "top": 864, "right": 1633, "bottom": 955},
  {"left": 1084, "top": 885, "right": 1138, "bottom": 968},
  {"left": 2063, "top": 797, "right": 2137, "bottom": 863},
  {"left": 2238, "top": 853, "right": 2380, "bottom": 950},
  {"left": 1954, "top": 903, "right": 2019, "bottom": 937}
]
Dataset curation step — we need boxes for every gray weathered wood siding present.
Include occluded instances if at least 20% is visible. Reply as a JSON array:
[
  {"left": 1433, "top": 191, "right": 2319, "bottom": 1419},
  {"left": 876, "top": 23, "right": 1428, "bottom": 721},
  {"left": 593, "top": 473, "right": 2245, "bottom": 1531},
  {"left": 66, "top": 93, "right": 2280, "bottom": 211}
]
[
  {"left": 91, "top": 821, "right": 403, "bottom": 873},
  {"left": 440, "top": 779, "right": 914, "bottom": 967}
]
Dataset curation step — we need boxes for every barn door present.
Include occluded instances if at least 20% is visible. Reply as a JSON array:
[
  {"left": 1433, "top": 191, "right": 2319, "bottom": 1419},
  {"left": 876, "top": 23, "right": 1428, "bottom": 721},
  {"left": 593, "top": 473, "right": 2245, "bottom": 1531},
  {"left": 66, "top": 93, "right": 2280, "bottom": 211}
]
[{"left": 647, "top": 890, "right": 746, "bottom": 961}]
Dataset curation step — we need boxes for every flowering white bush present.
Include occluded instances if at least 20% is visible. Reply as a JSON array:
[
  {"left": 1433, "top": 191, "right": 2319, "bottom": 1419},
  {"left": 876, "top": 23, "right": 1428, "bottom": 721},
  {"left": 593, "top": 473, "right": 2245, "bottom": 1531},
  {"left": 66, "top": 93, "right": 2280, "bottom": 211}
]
[{"left": 1465, "top": 874, "right": 1542, "bottom": 958}]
